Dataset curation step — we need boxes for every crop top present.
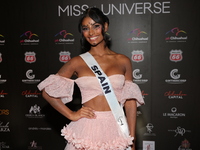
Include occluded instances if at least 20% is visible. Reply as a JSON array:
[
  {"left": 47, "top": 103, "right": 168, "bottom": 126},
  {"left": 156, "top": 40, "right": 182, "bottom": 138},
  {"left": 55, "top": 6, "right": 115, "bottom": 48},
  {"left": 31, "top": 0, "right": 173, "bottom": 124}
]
[{"left": 37, "top": 74, "right": 144, "bottom": 107}]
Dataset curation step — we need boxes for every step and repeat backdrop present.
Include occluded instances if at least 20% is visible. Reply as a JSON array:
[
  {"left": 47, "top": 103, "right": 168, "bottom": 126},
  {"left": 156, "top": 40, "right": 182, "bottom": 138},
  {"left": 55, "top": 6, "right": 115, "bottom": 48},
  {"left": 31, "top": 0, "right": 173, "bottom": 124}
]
[{"left": 0, "top": 0, "right": 199, "bottom": 150}]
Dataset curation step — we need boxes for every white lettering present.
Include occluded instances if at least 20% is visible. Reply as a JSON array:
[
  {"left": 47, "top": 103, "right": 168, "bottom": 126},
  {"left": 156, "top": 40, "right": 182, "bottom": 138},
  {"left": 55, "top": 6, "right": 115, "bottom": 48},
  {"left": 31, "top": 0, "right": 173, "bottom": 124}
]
[
  {"left": 144, "top": 2, "right": 153, "bottom": 14},
  {"left": 73, "top": 5, "right": 81, "bottom": 16},
  {"left": 112, "top": 4, "right": 122, "bottom": 15},
  {"left": 58, "top": 5, "right": 69, "bottom": 17},
  {"left": 135, "top": 3, "right": 143, "bottom": 14},
  {"left": 124, "top": 3, "right": 135, "bottom": 14},
  {"left": 58, "top": 2, "right": 171, "bottom": 16},
  {"left": 154, "top": 2, "right": 162, "bottom": 14},
  {"left": 101, "top": 4, "right": 111, "bottom": 15},
  {"left": 163, "top": 2, "right": 170, "bottom": 13}
]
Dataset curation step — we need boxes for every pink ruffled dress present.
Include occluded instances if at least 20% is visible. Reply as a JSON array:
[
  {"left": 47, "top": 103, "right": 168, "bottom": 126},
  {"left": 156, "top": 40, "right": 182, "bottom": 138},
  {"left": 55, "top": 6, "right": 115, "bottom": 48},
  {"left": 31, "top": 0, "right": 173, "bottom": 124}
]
[{"left": 38, "top": 74, "right": 144, "bottom": 150}]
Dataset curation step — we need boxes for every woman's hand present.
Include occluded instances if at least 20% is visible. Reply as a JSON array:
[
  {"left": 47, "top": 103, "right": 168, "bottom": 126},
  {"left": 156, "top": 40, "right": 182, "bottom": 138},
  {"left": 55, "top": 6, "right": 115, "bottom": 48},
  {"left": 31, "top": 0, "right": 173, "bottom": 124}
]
[
  {"left": 42, "top": 91, "right": 96, "bottom": 121},
  {"left": 69, "top": 106, "right": 96, "bottom": 121}
]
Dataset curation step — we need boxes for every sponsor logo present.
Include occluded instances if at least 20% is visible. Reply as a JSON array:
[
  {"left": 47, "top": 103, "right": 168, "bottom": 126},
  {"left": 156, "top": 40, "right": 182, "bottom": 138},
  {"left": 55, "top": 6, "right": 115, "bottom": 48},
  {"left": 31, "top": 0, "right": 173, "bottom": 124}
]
[
  {"left": 169, "top": 50, "right": 183, "bottom": 62},
  {"left": 143, "top": 141, "right": 155, "bottom": 150},
  {"left": 0, "top": 141, "right": 10, "bottom": 149},
  {"left": 25, "top": 52, "right": 36, "bottom": 63},
  {"left": 165, "top": 27, "right": 187, "bottom": 43},
  {"left": 0, "top": 34, "right": 5, "bottom": 45},
  {"left": 164, "top": 91, "right": 187, "bottom": 99},
  {"left": 131, "top": 50, "right": 144, "bottom": 62},
  {"left": 22, "top": 90, "right": 41, "bottom": 98},
  {"left": 54, "top": 30, "right": 74, "bottom": 44},
  {"left": 142, "top": 90, "right": 149, "bottom": 99},
  {"left": 165, "top": 69, "right": 186, "bottom": 84},
  {"left": 0, "top": 109, "right": 9, "bottom": 115},
  {"left": 144, "top": 123, "right": 156, "bottom": 136},
  {"left": 59, "top": 51, "right": 71, "bottom": 63},
  {"left": 22, "top": 69, "right": 40, "bottom": 84},
  {"left": 20, "top": 31, "right": 39, "bottom": 45},
  {"left": 58, "top": 2, "right": 171, "bottom": 16},
  {"left": 28, "top": 127, "right": 51, "bottom": 131},
  {"left": 163, "top": 107, "right": 186, "bottom": 119},
  {"left": 178, "top": 139, "right": 192, "bottom": 150},
  {"left": 25, "top": 104, "right": 45, "bottom": 118},
  {"left": 128, "top": 28, "right": 148, "bottom": 43},
  {"left": 0, "top": 53, "right": 2, "bottom": 63},
  {"left": 0, "top": 90, "right": 8, "bottom": 98},
  {"left": 133, "top": 69, "right": 148, "bottom": 84},
  {"left": 28, "top": 140, "right": 42, "bottom": 150},
  {"left": 137, "top": 111, "right": 142, "bottom": 116},
  {"left": 0, "top": 121, "right": 10, "bottom": 132},
  {"left": 168, "top": 126, "right": 191, "bottom": 137},
  {"left": 0, "top": 75, "right": 6, "bottom": 84}
]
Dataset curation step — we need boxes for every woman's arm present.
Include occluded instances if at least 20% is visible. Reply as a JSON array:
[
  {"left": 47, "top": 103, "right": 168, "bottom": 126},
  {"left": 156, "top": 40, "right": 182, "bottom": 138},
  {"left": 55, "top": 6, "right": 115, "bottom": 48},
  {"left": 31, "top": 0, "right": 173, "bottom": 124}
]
[
  {"left": 41, "top": 56, "right": 96, "bottom": 121},
  {"left": 124, "top": 99, "right": 137, "bottom": 138},
  {"left": 42, "top": 91, "right": 96, "bottom": 121},
  {"left": 122, "top": 55, "right": 137, "bottom": 150}
]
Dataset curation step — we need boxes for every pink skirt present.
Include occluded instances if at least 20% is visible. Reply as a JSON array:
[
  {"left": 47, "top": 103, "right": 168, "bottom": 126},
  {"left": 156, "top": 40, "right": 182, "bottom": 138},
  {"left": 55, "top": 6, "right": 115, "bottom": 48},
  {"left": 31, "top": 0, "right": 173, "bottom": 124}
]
[{"left": 61, "top": 111, "right": 133, "bottom": 150}]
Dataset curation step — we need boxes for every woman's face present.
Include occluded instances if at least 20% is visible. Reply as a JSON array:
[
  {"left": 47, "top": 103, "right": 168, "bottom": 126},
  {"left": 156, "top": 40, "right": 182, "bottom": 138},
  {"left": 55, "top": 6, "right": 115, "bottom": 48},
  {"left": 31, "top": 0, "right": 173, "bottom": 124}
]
[{"left": 81, "top": 17, "right": 105, "bottom": 47}]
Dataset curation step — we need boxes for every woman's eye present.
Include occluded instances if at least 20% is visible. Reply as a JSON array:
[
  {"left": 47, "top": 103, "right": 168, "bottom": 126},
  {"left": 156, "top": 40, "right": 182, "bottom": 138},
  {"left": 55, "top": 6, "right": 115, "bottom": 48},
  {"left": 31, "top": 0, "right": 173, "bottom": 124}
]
[
  {"left": 94, "top": 24, "right": 101, "bottom": 29},
  {"left": 82, "top": 27, "right": 88, "bottom": 31}
]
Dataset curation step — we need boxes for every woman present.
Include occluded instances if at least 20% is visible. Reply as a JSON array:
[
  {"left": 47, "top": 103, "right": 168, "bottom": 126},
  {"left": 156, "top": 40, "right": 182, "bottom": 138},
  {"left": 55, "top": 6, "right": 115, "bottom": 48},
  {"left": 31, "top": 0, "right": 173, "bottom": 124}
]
[{"left": 38, "top": 7, "right": 144, "bottom": 150}]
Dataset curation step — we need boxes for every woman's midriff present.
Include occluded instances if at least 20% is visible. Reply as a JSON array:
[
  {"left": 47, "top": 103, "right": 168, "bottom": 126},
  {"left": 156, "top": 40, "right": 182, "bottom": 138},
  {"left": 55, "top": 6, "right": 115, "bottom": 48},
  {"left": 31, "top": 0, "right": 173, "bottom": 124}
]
[{"left": 83, "top": 95, "right": 111, "bottom": 111}]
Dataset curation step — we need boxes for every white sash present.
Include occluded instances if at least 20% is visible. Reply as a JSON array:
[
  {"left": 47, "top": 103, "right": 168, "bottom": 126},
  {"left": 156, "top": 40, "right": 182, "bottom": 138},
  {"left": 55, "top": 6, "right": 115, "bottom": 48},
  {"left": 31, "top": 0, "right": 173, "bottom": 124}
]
[{"left": 80, "top": 52, "right": 132, "bottom": 150}]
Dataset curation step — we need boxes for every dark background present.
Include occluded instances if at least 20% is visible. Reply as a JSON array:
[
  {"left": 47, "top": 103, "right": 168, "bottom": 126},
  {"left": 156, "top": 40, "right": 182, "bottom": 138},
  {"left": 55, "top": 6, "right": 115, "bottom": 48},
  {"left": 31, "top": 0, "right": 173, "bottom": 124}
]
[{"left": 0, "top": 0, "right": 199, "bottom": 149}]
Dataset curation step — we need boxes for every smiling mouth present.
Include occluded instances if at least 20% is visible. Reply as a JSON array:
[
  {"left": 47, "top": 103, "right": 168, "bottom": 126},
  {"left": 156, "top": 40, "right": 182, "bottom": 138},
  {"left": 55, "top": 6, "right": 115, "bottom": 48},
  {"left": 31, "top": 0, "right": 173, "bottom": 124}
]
[{"left": 89, "top": 36, "right": 98, "bottom": 41}]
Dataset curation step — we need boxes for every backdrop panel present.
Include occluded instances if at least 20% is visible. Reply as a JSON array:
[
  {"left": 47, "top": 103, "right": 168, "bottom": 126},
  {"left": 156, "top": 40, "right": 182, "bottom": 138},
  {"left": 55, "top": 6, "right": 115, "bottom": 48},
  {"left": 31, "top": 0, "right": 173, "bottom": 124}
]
[{"left": 0, "top": 0, "right": 199, "bottom": 150}]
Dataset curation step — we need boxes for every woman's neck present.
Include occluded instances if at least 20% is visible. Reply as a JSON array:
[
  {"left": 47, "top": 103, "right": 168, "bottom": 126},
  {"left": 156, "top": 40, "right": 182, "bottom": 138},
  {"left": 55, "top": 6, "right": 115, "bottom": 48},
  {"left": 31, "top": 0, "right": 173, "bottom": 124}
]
[
  {"left": 89, "top": 47, "right": 111, "bottom": 56},
  {"left": 89, "top": 41, "right": 112, "bottom": 56}
]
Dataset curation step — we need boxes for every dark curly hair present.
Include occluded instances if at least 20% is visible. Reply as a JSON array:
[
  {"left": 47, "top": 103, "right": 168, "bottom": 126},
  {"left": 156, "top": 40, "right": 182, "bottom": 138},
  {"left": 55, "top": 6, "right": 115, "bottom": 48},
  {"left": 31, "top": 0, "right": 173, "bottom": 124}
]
[{"left": 78, "top": 7, "right": 111, "bottom": 52}]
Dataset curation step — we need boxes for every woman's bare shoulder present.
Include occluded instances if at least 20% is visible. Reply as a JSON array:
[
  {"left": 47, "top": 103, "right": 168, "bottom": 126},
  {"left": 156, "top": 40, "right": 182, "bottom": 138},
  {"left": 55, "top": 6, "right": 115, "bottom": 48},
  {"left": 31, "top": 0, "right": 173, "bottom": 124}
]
[
  {"left": 115, "top": 53, "right": 131, "bottom": 63},
  {"left": 57, "top": 55, "right": 84, "bottom": 77}
]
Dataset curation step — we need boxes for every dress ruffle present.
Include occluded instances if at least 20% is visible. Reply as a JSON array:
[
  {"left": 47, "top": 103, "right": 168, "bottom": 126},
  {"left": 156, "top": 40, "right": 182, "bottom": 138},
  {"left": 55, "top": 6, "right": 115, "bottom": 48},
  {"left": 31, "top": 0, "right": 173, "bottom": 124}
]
[
  {"left": 37, "top": 74, "right": 144, "bottom": 106},
  {"left": 61, "top": 111, "right": 133, "bottom": 150},
  {"left": 37, "top": 74, "right": 74, "bottom": 104},
  {"left": 121, "top": 81, "right": 144, "bottom": 107}
]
